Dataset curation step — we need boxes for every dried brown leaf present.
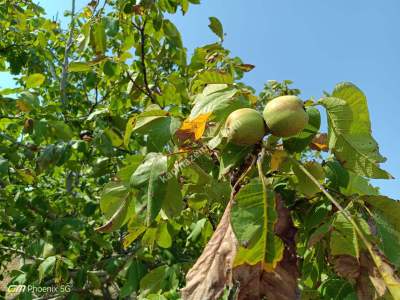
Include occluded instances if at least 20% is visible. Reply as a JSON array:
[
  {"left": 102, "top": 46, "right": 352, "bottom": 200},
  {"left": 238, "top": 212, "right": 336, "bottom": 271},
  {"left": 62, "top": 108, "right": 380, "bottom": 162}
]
[
  {"left": 333, "top": 255, "right": 360, "bottom": 280},
  {"left": 333, "top": 251, "right": 400, "bottom": 300},
  {"left": 310, "top": 133, "right": 329, "bottom": 152},
  {"left": 181, "top": 201, "right": 238, "bottom": 300}
]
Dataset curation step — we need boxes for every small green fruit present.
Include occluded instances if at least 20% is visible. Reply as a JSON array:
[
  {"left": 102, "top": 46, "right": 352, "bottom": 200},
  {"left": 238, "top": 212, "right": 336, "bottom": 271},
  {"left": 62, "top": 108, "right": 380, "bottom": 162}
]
[
  {"left": 263, "top": 95, "right": 309, "bottom": 137},
  {"left": 224, "top": 108, "right": 266, "bottom": 145}
]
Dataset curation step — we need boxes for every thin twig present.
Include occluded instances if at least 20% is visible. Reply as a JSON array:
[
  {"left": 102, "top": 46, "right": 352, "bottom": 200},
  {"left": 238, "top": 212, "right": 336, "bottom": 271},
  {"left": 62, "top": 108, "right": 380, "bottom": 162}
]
[
  {"left": 0, "top": 245, "right": 44, "bottom": 262},
  {"left": 60, "top": 0, "right": 76, "bottom": 106},
  {"left": 126, "top": 70, "right": 152, "bottom": 99},
  {"left": 231, "top": 154, "right": 257, "bottom": 199},
  {"left": 137, "top": 20, "right": 155, "bottom": 103}
]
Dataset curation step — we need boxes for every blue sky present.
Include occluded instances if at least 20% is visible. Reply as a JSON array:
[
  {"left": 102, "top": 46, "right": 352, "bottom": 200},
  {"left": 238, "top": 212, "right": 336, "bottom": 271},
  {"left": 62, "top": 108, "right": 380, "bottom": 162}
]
[{"left": 2, "top": 0, "right": 399, "bottom": 198}]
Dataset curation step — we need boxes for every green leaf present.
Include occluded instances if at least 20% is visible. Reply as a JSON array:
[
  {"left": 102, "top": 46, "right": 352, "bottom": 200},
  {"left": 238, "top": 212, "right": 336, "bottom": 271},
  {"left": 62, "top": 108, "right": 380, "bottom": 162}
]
[
  {"left": 78, "top": 22, "right": 91, "bottom": 52},
  {"left": 147, "top": 156, "right": 169, "bottom": 225},
  {"left": 68, "top": 62, "right": 92, "bottom": 72},
  {"left": 38, "top": 256, "right": 56, "bottom": 282},
  {"left": 0, "top": 158, "right": 9, "bottom": 177},
  {"left": 124, "top": 115, "right": 136, "bottom": 149},
  {"left": 117, "top": 155, "right": 144, "bottom": 184},
  {"left": 373, "top": 210, "right": 400, "bottom": 268},
  {"left": 231, "top": 178, "right": 284, "bottom": 270},
  {"left": 103, "top": 60, "right": 119, "bottom": 77},
  {"left": 104, "top": 127, "right": 123, "bottom": 147},
  {"left": 140, "top": 265, "right": 169, "bottom": 294},
  {"left": 324, "top": 160, "right": 350, "bottom": 189},
  {"left": 120, "top": 260, "right": 146, "bottom": 297},
  {"left": 190, "top": 84, "right": 249, "bottom": 122},
  {"left": 308, "top": 222, "right": 332, "bottom": 247},
  {"left": 91, "top": 18, "right": 107, "bottom": 54},
  {"left": 132, "top": 115, "right": 180, "bottom": 152},
  {"left": 330, "top": 212, "right": 370, "bottom": 258},
  {"left": 190, "top": 69, "right": 233, "bottom": 94},
  {"left": 219, "top": 143, "right": 253, "bottom": 179},
  {"left": 341, "top": 172, "right": 379, "bottom": 196},
  {"left": 130, "top": 153, "right": 167, "bottom": 188},
  {"left": 163, "top": 20, "right": 183, "bottom": 48},
  {"left": 318, "top": 279, "right": 357, "bottom": 300},
  {"left": 161, "top": 176, "right": 184, "bottom": 218},
  {"left": 283, "top": 107, "right": 321, "bottom": 153},
  {"left": 361, "top": 195, "right": 400, "bottom": 232},
  {"left": 319, "top": 82, "right": 392, "bottom": 179},
  {"left": 156, "top": 222, "right": 172, "bottom": 248},
  {"left": 291, "top": 161, "right": 323, "bottom": 197},
  {"left": 37, "top": 143, "right": 70, "bottom": 172},
  {"left": 48, "top": 120, "right": 74, "bottom": 141},
  {"left": 208, "top": 17, "right": 224, "bottom": 41},
  {"left": 124, "top": 215, "right": 147, "bottom": 249},
  {"left": 25, "top": 73, "right": 45, "bottom": 88},
  {"left": 98, "top": 182, "right": 135, "bottom": 232}
]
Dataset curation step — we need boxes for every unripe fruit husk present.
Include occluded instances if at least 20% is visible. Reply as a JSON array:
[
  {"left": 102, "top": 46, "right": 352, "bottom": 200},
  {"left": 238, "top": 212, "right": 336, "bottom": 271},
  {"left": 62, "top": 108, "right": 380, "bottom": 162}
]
[
  {"left": 224, "top": 108, "right": 266, "bottom": 145},
  {"left": 263, "top": 95, "right": 309, "bottom": 137}
]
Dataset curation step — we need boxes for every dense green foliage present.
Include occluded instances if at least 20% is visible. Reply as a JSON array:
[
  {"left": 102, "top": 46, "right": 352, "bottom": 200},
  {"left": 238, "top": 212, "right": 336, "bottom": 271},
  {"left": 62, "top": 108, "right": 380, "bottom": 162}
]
[{"left": 1, "top": 1, "right": 399, "bottom": 299}]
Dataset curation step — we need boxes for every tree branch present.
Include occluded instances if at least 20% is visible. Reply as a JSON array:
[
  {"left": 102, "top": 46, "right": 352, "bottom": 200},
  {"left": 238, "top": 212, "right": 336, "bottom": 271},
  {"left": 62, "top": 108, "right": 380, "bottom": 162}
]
[
  {"left": 137, "top": 20, "right": 155, "bottom": 104},
  {"left": 126, "top": 70, "right": 152, "bottom": 99},
  {"left": 0, "top": 245, "right": 44, "bottom": 262},
  {"left": 60, "top": 0, "right": 76, "bottom": 106}
]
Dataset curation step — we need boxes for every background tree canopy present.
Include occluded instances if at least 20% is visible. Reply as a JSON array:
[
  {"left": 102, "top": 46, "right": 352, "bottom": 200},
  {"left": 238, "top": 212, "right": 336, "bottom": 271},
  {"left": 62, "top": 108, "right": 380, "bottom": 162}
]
[{"left": 0, "top": 0, "right": 399, "bottom": 299}]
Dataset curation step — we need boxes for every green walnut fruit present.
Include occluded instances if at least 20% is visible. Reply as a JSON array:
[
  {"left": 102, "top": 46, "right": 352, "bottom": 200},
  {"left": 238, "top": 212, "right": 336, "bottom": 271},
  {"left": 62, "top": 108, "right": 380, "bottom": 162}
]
[
  {"left": 263, "top": 95, "right": 309, "bottom": 137},
  {"left": 224, "top": 108, "right": 266, "bottom": 145}
]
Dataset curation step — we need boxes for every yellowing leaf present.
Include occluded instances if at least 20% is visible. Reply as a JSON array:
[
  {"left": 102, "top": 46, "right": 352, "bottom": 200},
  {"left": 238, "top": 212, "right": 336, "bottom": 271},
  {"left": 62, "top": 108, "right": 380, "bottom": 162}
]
[
  {"left": 123, "top": 226, "right": 146, "bottom": 249},
  {"left": 310, "top": 133, "right": 329, "bottom": 152},
  {"left": 25, "top": 73, "right": 45, "bottom": 88},
  {"left": 68, "top": 62, "right": 92, "bottom": 72},
  {"left": 270, "top": 149, "right": 287, "bottom": 172},
  {"left": 16, "top": 100, "right": 31, "bottom": 112},
  {"left": 175, "top": 112, "right": 212, "bottom": 142},
  {"left": 124, "top": 116, "right": 137, "bottom": 148},
  {"left": 16, "top": 169, "right": 35, "bottom": 184}
]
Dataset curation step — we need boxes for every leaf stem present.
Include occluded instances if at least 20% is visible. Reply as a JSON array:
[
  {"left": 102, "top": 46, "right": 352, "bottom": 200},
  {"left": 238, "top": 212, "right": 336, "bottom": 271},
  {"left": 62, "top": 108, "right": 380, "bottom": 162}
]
[
  {"left": 290, "top": 156, "right": 399, "bottom": 298},
  {"left": 231, "top": 155, "right": 256, "bottom": 199}
]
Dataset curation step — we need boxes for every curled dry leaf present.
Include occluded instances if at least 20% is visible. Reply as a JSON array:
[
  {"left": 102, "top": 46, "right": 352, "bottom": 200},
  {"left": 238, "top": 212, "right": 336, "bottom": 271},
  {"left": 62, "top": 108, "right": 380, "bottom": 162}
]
[
  {"left": 333, "top": 255, "right": 360, "bottom": 280},
  {"left": 270, "top": 149, "right": 287, "bottom": 172},
  {"left": 182, "top": 192, "right": 300, "bottom": 300},
  {"left": 333, "top": 251, "right": 400, "bottom": 299},
  {"left": 181, "top": 201, "right": 238, "bottom": 300},
  {"left": 310, "top": 132, "right": 329, "bottom": 152}
]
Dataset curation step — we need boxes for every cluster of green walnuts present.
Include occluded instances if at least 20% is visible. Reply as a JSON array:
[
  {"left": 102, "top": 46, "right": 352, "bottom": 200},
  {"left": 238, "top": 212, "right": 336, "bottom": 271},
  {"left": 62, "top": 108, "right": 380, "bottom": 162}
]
[{"left": 224, "top": 95, "right": 308, "bottom": 145}]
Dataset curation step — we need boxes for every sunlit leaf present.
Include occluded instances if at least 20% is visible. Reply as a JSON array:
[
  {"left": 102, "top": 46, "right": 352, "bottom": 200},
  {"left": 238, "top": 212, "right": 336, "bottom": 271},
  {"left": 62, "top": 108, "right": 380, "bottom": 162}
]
[
  {"left": 319, "top": 82, "right": 392, "bottom": 179},
  {"left": 175, "top": 112, "right": 212, "bottom": 142},
  {"left": 25, "top": 73, "right": 45, "bottom": 88},
  {"left": 208, "top": 17, "right": 224, "bottom": 41},
  {"left": 231, "top": 178, "right": 284, "bottom": 271}
]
